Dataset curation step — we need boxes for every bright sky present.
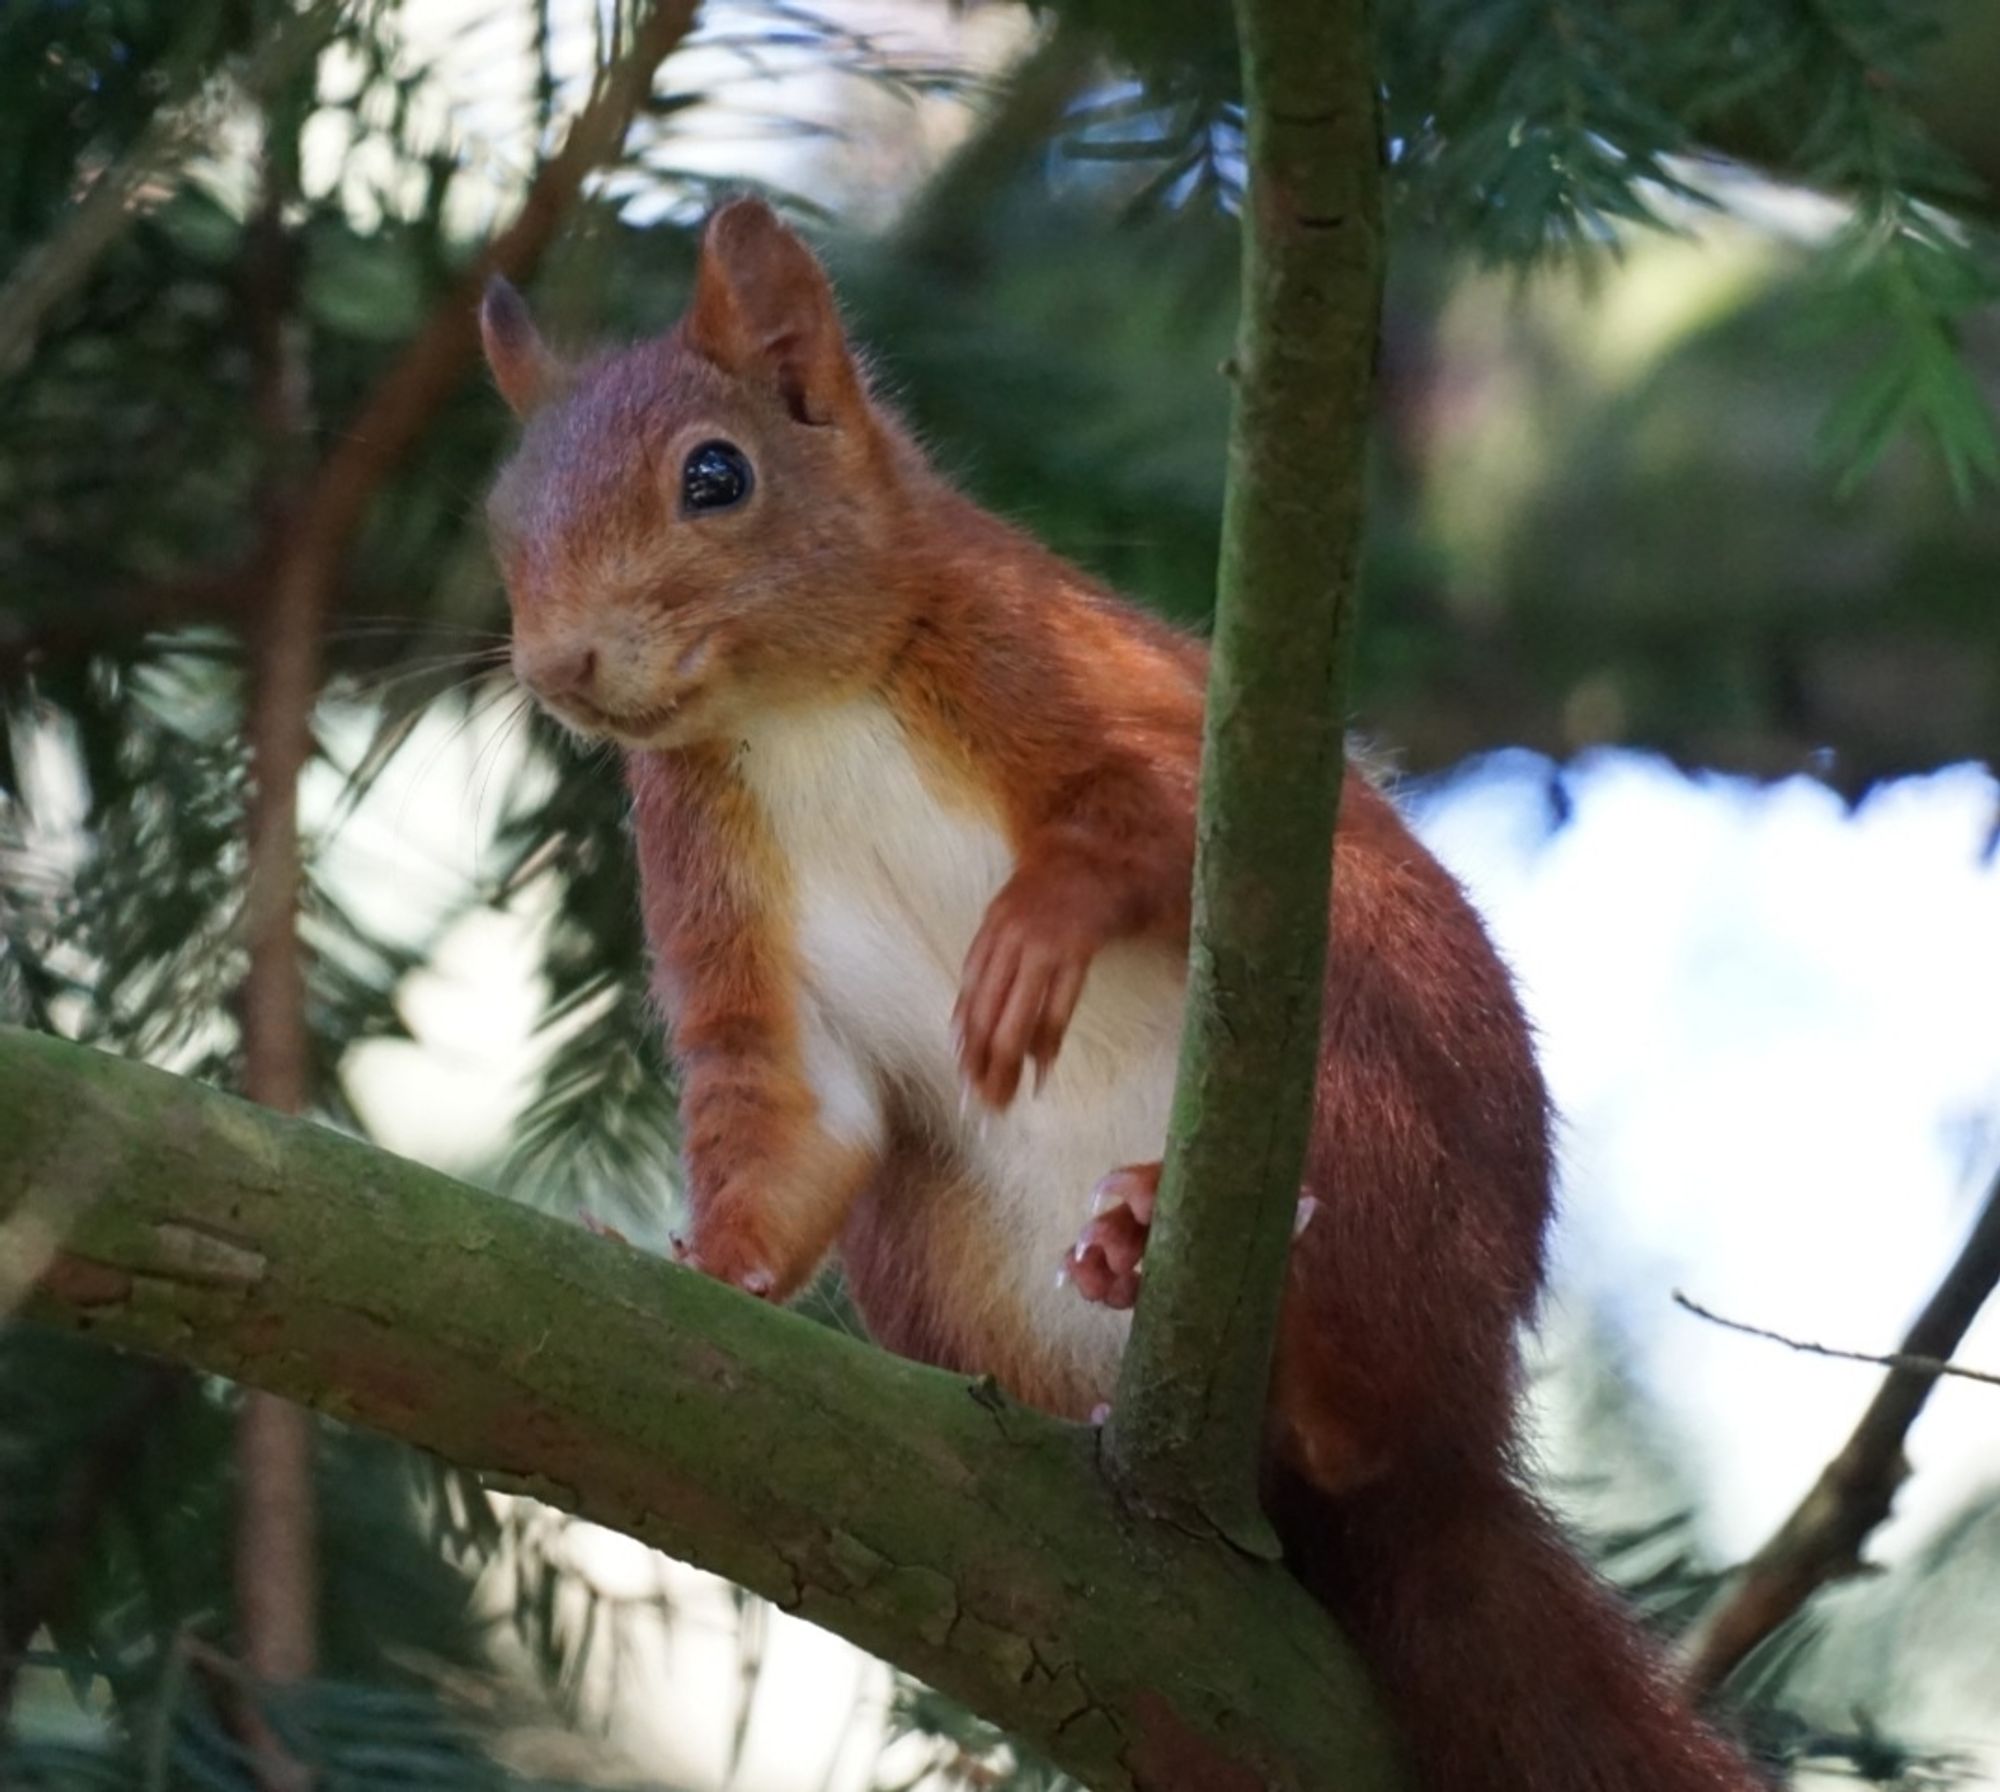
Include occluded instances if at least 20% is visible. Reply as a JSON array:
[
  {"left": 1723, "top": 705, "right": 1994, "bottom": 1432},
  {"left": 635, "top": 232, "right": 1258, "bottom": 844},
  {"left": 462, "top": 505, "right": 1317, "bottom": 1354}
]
[{"left": 1418, "top": 753, "right": 2000, "bottom": 1572}]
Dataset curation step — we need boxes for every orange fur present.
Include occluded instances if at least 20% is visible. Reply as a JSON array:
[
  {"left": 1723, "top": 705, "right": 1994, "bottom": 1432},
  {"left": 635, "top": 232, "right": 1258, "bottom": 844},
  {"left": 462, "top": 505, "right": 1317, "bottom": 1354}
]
[{"left": 483, "top": 200, "right": 1759, "bottom": 1792}]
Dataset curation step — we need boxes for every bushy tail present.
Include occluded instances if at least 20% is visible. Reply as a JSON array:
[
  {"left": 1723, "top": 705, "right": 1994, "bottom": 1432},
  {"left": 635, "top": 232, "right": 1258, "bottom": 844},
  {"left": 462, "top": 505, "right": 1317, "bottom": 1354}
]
[{"left": 1271, "top": 1461, "right": 1763, "bottom": 1792}]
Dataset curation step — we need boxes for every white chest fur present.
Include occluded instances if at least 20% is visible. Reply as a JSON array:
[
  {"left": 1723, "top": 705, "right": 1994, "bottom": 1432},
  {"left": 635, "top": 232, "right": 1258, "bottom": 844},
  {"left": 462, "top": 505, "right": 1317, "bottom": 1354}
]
[{"left": 735, "top": 699, "right": 1187, "bottom": 1394}]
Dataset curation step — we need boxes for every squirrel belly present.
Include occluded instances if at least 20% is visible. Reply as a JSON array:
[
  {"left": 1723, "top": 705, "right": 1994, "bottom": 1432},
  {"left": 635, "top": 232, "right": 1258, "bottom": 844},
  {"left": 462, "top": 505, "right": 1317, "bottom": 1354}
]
[{"left": 725, "top": 695, "right": 1183, "bottom": 1417}]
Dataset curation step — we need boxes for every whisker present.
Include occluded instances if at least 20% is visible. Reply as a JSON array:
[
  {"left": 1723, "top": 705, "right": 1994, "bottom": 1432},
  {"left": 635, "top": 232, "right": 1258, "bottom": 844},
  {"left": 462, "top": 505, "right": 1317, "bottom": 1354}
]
[
  {"left": 318, "top": 671, "right": 512, "bottom": 845},
  {"left": 323, "top": 617, "right": 512, "bottom": 643},
  {"left": 331, "top": 648, "right": 515, "bottom": 704},
  {"left": 472, "top": 696, "right": 537, "bottom": 867},
  {"left": 316, "top": 624, "right": 512, "bottom": 652},
  {"left": 390, "top": 678, "right": 526, "bottom": 839}
]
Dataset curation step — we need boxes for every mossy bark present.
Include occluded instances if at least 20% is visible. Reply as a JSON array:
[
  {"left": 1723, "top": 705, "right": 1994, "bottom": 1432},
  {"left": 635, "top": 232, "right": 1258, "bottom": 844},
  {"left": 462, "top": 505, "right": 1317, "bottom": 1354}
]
[
  {"left": 0, "top": 1026, "right": 1406, "bottom": 1792},
  {"left": 1105, "top": 0, "right": 1384, "bottom": 1547}
]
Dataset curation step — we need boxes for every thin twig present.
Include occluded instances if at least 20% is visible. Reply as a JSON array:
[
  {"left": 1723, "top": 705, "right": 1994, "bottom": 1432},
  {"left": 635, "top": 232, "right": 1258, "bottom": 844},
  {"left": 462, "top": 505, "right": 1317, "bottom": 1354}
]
[
  {"left": 234, "top": 111, "right": 323, "bottom": 1747},
  {"left": 1672, "top": 1290, "right": 2000, "bottom": 1390},
  {"left": 272, "top": 0, "right": 701, "bottom": 593},
  {"left": 1680, "top": 1163, "right": 2000, "bottom": 1698}
]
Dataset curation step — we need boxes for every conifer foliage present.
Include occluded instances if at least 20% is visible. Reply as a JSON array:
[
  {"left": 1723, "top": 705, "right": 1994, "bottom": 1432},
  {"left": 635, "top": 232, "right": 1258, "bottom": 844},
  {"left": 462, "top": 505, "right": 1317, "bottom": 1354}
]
[{"left": 1, "top": 0, "right": 1995, "bottom": 1784}]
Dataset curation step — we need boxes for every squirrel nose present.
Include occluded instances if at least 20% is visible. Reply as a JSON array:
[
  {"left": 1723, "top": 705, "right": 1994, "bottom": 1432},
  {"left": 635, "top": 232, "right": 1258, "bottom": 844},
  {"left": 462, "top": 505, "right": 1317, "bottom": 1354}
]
[{"left": 519, "top": 643, "right": 598, "bottom": 702}]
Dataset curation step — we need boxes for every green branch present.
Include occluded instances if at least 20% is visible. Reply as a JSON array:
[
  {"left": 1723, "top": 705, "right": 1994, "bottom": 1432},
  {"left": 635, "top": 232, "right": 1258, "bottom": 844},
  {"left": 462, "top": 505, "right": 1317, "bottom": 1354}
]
[
  {"left": 0, "top": 1027, "right": 1406, "bottom": 1792},
  {"left": 1104, "top": 0, "right": 1384, "bottom": 1545}
]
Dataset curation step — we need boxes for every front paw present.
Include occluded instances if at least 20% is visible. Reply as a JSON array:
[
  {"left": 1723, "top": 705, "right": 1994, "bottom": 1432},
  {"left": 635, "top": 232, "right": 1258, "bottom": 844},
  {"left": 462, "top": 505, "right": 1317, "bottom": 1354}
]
[
  {"left": 953, "top": 869, "right": 1109, "bottom": 1110},
  {"left": 669, "top": 1222, "right": 778, "bottom": 1300}
]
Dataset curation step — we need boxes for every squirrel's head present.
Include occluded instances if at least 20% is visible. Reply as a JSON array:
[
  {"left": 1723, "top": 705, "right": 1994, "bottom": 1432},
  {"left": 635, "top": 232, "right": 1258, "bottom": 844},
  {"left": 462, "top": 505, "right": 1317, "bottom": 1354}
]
[{"left": 481, "top": 198, "right": 914, "bottom": 749}]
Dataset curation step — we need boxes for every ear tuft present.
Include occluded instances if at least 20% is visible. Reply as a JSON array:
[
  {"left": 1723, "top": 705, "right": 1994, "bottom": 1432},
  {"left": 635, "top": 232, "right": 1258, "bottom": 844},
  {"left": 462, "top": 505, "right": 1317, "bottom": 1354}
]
[
  {"left": 683, "top": 198, "right": 862, "bottom": 427},
  {"left": 480, "top": 276, "right": 559, "bottom": 418}
]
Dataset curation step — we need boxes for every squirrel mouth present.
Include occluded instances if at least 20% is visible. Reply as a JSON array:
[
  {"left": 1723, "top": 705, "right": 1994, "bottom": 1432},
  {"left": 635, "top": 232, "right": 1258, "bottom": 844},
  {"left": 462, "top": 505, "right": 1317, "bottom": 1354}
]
[{"left": 545, "top": 693, "right": 681, "bottom": 741}]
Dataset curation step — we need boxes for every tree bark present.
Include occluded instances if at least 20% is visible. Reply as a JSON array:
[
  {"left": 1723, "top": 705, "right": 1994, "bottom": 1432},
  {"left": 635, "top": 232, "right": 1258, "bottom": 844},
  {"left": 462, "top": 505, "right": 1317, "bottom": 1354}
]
[
  {"left": 1104, "top": 0, "right": 1383, "bottom": 1549},
  {"left": 0, "top": 1025, "right": 1407, "bottom": 1792}
]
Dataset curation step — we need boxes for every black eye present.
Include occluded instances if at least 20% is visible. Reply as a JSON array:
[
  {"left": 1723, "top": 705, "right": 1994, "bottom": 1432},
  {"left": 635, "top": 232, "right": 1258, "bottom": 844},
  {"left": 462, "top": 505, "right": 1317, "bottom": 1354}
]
[{"left": 681, "top": 440, "right": 754, "bottom": 514}]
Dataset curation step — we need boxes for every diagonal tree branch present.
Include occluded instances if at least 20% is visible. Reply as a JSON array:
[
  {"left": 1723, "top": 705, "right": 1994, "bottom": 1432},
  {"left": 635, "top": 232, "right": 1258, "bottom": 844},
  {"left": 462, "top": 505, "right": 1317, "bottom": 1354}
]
[
  {"left": 1102, "top": 0, "right": 1384, "bottom": 1548},
  {"left": 0, "top": 1024, "right": 1406, "bottom": 1792},
  {"left": 0, "top": 1, "right": 343, "bottom": 381},
  {"left": 1680, "top": 1161, "right": 2000, "bottom": 1698},
  {"left": 277, "top": 0, "right": 701, "bottom": 588}
]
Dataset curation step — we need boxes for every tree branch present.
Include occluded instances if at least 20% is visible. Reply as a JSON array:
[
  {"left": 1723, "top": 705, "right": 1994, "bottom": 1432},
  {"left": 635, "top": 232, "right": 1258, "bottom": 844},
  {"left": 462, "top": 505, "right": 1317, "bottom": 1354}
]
[
  {"left": 1672, "top": 1290, "right": 2000, "bottom": 1391},
  {"left": 1680, "top": 1162, "right": 2000, "bottom": 1698},
  {"left": 0, "top": 1026, "right": 1407, "bottom": 1792},
  {"left": 234, "top": 120, "right": 322, "bottom": 1743},
  {"left": 0, "top": 2, "right": 342, "bottom": 380},
  {"left": 2, "top": 0, "right": 698, "bottom": 685},
  {"left": 1103, "top": 0, "right": 1383, "bottom": 1546},
  {"left": 279, "top": 0, "right": 701, "bottom": 585}
]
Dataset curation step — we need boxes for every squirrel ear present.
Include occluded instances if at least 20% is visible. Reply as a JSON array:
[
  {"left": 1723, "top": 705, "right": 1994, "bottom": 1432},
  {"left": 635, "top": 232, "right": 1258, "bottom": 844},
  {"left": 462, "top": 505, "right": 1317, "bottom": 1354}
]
[
  {"left": 480, "top": 276, "right": 559, "bottom": 418},
  {"left": 683, "top": 198, "right": 862, "bottom": 426}
]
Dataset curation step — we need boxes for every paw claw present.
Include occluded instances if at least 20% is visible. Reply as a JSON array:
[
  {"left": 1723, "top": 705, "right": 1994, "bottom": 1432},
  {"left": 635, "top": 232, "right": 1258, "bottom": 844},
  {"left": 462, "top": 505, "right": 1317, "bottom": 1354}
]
[{"left": 1066, "top": 1162, "right": 1160, "bottom": 1310}]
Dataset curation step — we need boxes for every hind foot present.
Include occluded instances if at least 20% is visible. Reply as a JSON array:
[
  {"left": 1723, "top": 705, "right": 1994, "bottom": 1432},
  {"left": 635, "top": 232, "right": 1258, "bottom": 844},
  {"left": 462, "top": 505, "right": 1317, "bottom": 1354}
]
[
  {"left": 1062, "top": 1163, "right": 1158, "bottom": 1310},
  {"left": 1061, "top": 1163, "right": 1322, "bottom": 1313}
]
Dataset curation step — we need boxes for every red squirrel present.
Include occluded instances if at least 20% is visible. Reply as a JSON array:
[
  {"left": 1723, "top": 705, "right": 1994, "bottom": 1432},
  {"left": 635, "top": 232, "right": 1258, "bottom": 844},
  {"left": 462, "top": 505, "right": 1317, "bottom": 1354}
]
[{"left": 480, "top": 198, "right": 1759, "bottom": 1792}]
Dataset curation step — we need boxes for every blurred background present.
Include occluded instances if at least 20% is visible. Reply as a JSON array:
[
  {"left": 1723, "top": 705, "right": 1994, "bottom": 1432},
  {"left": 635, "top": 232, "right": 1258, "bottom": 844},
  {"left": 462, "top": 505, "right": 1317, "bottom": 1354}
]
[{"left": 2, "top": 0, "right": 1999, "bottom": 1786}]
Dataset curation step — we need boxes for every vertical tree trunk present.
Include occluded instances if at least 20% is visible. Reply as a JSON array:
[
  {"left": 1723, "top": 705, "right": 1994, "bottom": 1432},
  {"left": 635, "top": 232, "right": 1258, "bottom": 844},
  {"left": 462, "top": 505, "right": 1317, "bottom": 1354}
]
[
  {"left": 235, "top": 147, "right": 320, "bottom": 1779},
  {"left": 1105, "top": 0, "right": 1385, "bottom": 1547}
]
